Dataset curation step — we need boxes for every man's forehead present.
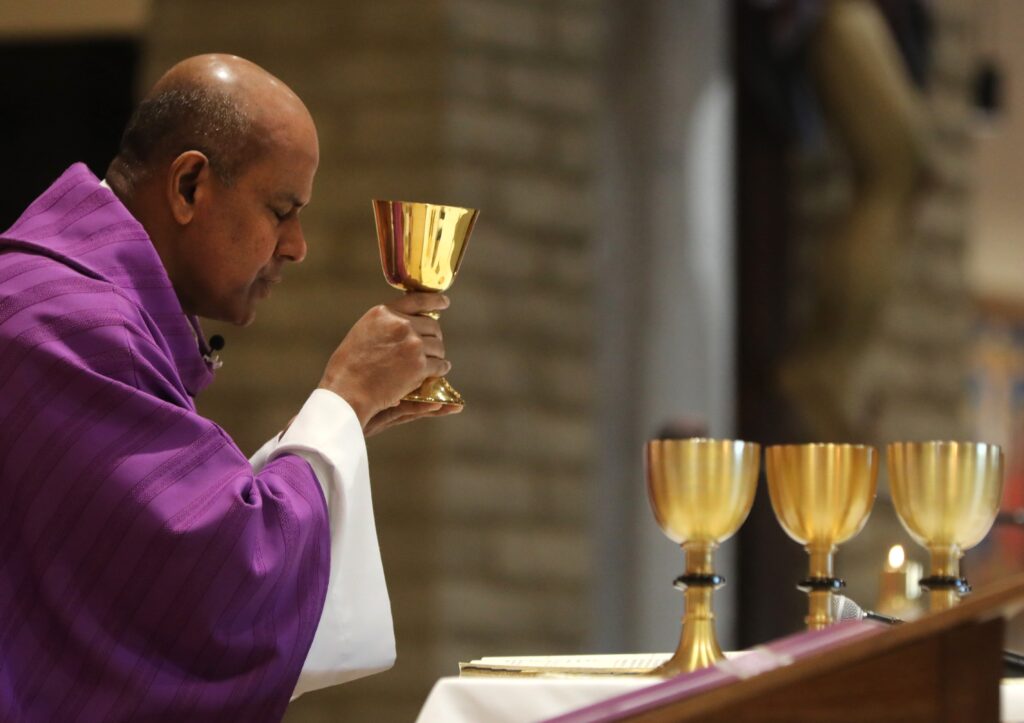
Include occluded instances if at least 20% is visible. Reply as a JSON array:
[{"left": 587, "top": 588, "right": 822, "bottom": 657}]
[{"left": 243, "top": 144, "right": 313, "bottom": 195}]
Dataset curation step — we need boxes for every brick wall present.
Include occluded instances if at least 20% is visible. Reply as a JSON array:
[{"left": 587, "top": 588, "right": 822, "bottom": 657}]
[{"left": 142, "top": 1, "right": 603, "bottom": 720}]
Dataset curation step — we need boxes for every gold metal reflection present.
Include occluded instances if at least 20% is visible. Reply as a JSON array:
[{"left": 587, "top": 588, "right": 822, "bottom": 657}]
[
  {"left": 888, "top": 441, "right": 1003, "bottom": 611},
  {"left": 373, "top": 199, "right": 479, "bottom": 407},
  {"left": 646, "top": 438, "right": 760, "bottom": 675},
  {"left": 766, "top": 444, "right": 878, "bottom": 630}
]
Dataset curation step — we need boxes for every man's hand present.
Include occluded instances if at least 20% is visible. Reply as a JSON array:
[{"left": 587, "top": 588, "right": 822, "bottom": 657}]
[
  {"left": 318, "top": 293, "right": 456, "bottom": 430},
  {"left": 363, "top": 399, "right": 461, "bottom": 437}
]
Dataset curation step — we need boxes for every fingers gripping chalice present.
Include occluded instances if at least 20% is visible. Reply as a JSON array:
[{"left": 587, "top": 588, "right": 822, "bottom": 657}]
[
  {"left": 646, "top": 439, "right": 760, "bottom": 675},
  {"left": 888, "top": 442, "right": 1003, "bottom": 612},
  {"left": 373, "top": 200, "right": 479, "bottom": 407},
  {"left": 766, "top": 444, "right": 878, "bottom": 631}
]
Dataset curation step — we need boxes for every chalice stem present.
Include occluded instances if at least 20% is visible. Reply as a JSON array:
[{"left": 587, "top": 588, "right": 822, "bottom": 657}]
[
  {"left": 804, "top": 543, "right": 837, "bottom": 631},
  {"left": 926, "top": 546, "right": 965, "bottom": 612},
  {"left": 403, "top": 307, "right": 464, "bottom": 407},
  {"left": 654, "top": 542, "right": 724, "bottom": 676},
  {"left": 807, "top": 589, "right": 832, "bottom": 631},
  {"left": 930, "top": 588, "right": 959, "bottom": 612},
  {"left": 676, "top": 586, "right": 723, "bottom": 668}
]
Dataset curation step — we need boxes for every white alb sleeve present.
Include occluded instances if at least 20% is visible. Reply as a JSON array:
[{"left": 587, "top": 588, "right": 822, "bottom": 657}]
[{"left": 252, "top": 389, "right": 395, "bottom": 699}]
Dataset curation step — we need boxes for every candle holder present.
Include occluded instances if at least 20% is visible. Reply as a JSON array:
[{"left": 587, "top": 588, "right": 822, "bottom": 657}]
[{"left": 876, "top": 544, "right": 923, "bottom": 620}]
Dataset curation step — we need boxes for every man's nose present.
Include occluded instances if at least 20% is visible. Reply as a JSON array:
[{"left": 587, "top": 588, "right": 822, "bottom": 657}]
[{"left": 279, "top": 221, "right": 307, "bottom": 263}]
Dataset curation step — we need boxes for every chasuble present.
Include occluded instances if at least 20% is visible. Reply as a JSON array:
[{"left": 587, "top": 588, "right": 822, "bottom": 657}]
[{"left": 0, "top": 164, "right": 394, "bottom": 721}]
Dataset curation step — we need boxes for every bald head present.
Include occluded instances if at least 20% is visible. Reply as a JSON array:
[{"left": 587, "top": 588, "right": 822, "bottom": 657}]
[
  {"left": 109, "top": 54, "right": 312, "bottom": 191},
  {"left": 105, "top": 55, "right": 319, "bottom": 326}
]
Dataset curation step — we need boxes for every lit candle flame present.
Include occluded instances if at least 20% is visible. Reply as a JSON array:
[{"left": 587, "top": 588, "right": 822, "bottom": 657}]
[{"left": 887, "top": 544, "right": 905, "bottom": 569}]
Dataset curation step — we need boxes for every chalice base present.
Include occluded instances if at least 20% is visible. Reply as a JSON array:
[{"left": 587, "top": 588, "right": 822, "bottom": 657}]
[
  {"left": 650, "top": 621, "right": 724, "bottom": 676},
  {"left": 403, "top": 376, "right": 465, "bottom": 407},
  {"left": 649, "top": 578, "right": 725, "bottom": 677}
]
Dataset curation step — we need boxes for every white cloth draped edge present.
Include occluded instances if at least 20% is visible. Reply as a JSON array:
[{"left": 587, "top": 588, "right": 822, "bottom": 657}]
[{"left": 249, "top": 389, "right": 396, "bottom": 700}]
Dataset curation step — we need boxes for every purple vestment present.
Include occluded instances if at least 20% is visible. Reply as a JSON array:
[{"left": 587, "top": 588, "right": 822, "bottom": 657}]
[{"left": 0, "top": 164, "right": 330, "bottom": 721}]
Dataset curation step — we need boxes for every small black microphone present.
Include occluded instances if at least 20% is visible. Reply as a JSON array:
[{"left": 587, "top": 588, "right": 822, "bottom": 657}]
[{"left": 204, "top": 335, "right": 225, "bottom": 370}]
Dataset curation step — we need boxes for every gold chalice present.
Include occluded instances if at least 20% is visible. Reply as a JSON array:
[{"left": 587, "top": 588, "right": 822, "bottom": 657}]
[
  {"left": 373, "top": 199, "right": 479, "bottom": 407},
  {"left": 765, "top": 444, "right": 878, "bottom": 630},
  {"left": 887, "top": 441, "right": 1003, "bottom": 612},
  {"left": 646, "top": 438, "right": 760, "bottom": 675}
]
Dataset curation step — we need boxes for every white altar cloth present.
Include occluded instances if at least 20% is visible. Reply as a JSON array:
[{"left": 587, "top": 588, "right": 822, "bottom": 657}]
[{"left": 416, "top": 675, "right": 1024, "bottom": 723}]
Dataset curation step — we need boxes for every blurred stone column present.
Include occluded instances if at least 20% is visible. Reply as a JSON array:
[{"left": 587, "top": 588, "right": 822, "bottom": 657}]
[{"left": 142, "top": 2, "right": 602, "bottom": 720}]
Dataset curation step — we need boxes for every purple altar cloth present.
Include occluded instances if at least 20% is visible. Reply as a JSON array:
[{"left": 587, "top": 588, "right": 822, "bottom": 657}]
[{"left": 0, "top": 164, "right": 329, "bottom": 721}]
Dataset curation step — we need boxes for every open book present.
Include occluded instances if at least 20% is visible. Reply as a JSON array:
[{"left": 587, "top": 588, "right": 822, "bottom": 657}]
[{"left": 459, "top": 653, "right": 674, "bottom": 677}]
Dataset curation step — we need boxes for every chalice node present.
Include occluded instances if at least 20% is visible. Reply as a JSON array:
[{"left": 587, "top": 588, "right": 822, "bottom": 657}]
[
  {"left": 887, "top": 441, "right": 1003, "bottom": 612},
  {"left": 766, "top": 444, "right": 878, "bottom": 630},
  {"left": 646, "top": 438, "right": 760, "bottom": 675},
  {"left": 373, "top": 199, "right": 478, "bottom": 407}
]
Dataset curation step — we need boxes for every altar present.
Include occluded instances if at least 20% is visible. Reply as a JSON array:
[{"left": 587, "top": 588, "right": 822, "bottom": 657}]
[
  {"left": 416, "top": 675, "right": 1024, "bottom": 723},
  {"left": 416, "top": 574, "right": 1024, "bottom": 722}
]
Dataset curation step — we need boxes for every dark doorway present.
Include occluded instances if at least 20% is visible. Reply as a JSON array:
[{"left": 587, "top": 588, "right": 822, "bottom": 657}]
[
  {"left": 733, "top": 1, "right": 807, "bottom": 646},
  {"left": 0, "top": 39, "right": 139, "bottom": 229}
]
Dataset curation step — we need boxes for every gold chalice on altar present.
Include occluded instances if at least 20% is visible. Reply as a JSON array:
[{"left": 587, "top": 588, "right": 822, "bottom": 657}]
[
  {"left": 646, "top": 438, "right": 760, "bottom": 675},
  {"left": 887, "top": 441, "right": 1003, "bottom": 612},
  {"left": 373, "top": 199, "right": 479, "bottom": 407},
  {"left": 766, "top": 444, "right": 878, "bottom": 630}
]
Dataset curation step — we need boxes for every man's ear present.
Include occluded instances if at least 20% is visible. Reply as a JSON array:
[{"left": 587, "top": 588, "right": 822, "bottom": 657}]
[{"left": 166, "top": 151, "right": 211, "bottom": 225}]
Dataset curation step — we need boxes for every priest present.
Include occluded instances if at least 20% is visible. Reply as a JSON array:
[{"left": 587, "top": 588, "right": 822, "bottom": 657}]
[{"left": 0, "top": 54, "right": 454, "bottom": 721}]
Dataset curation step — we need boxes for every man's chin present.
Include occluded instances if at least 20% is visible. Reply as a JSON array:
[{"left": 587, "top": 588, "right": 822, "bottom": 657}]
[
  {"left": 199, "top": 303, "right": 256, "bottom": 327},
  {"left": 233, "top": 306, "right": 258, "bottom": 327}
]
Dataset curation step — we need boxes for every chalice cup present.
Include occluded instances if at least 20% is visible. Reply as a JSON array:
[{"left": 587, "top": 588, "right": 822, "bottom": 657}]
[
  {"left": 887, "top": 441, "right": 1003, "bottom": 612},
  {"left": 766, "top": 444, "right": 878, "bottom": 631},
  {"left": 646, "top": 438, "right": 760, "bottom": 675},
  {"left": 373, "top": 199, "right": 479, "bottom": 407}
]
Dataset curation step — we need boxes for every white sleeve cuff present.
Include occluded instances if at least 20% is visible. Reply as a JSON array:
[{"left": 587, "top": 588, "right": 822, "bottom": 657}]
[{"left": 272, "top": 389, "right": 396, "bottom": 698}]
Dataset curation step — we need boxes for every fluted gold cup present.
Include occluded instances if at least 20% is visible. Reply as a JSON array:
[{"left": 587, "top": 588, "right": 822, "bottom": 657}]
[
  {"left": 887, "top": 441, "right": 1003, "bottom": 612},
  {"left": 766, "top": 444, "right": 878, "bottom": 630},
  {"left": 646, "top": 439, "right": 760, "bottom": 675},
  {"left": 373, "top": 200, "right": 479, "bottom": 407}
]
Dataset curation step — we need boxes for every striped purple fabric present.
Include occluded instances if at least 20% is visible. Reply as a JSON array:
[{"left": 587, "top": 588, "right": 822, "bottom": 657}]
[{"left": 0, "top": 164, "right": 330, "bottom": 722}]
